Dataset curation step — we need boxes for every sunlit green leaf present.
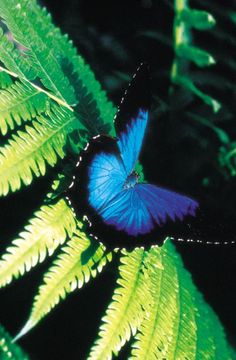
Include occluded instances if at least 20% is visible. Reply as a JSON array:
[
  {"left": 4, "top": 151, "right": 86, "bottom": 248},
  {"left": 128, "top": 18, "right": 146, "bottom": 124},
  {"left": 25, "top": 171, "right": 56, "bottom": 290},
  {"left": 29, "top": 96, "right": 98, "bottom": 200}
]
[
  {"left": 176, "top": 44, "right": 215, "bottom": 67},
  {"left": 180, "top": 9, "right": 216, "bottom": 30}
]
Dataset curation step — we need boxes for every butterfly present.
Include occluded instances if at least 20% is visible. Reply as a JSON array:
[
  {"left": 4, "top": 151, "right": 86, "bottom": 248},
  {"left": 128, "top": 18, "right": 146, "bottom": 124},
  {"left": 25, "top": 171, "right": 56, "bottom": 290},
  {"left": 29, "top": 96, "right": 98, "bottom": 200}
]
[{"left": 65, "top": 63, "right": 205, "bottom": 249}]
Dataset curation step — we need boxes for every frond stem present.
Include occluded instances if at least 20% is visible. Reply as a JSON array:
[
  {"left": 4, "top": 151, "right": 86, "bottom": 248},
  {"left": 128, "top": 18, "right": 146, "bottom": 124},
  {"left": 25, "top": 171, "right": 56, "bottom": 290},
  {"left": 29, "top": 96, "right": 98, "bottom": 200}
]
[{"left": 171, "top": 0, "right": 190, "bottom": 82}]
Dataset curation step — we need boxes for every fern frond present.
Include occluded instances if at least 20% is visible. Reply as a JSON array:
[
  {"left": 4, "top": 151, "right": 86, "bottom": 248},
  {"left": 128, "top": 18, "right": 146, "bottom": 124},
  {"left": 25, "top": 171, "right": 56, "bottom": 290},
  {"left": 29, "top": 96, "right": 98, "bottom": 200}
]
[
  {"left": 88, "top": 247, "right": 163, "bottom": 360},
  {"left": 131, "top": 241, "right": 234, "bottom": 360},
  {"left": 15, "top": 232, "right": 112, "bottom": 340},
  {"left": 0, "top": 106, "right": 84, "bottom": 195},
  {"left": 0, "top": 199, "right": 76, "bottom": 287},
  {"left": 0, "top": 0, "right": 76, "bottom": 106},
  {"left": 20, "top": 0, "right": 116, "bottom": 135},
  {"left": 0, "top": 323, "right": 29, "bottom": 359},
  {"left": 0, "top": 80, "right": 49, "bottom": 135},
  {"left": 129, "top": 246, "right": 165, "bottom": 360},
  {"left": 169, "top": 250, "right": 197, "bottom": 359},
  {"left": 130, "top": 241, "right": 185, "bottom": 359}
]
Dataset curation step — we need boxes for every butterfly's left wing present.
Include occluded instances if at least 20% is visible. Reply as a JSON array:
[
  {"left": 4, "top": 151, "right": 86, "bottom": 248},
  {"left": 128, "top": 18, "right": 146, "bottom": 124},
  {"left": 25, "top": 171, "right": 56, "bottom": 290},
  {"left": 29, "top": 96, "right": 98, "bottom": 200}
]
[
  {"left": 99, "top": 183, "right": 198, "bottom": 238},
  {"left": 88, "top": 147, "right": 126, "bottom": 211},
  {"left": 66, "top": 135, "right": 127, "bottom": 217}
]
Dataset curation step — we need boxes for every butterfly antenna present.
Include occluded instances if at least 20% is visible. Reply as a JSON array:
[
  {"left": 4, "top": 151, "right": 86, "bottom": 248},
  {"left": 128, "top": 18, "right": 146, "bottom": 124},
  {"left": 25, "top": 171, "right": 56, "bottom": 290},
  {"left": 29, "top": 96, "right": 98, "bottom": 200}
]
[{"left": 170, "top": 236, "right": 236, "bottom": 246}]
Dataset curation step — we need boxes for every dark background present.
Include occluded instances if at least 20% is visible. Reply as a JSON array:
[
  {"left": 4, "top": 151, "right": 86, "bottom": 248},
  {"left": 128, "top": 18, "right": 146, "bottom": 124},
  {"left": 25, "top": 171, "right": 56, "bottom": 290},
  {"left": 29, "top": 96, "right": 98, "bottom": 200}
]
[{"left": 0, "top": 0, "right": 236, "bottom": 359}]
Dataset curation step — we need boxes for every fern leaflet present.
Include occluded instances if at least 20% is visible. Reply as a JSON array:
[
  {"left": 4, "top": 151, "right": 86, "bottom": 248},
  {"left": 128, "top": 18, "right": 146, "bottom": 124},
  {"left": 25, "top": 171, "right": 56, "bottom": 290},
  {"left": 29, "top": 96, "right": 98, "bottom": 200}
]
[{"left": 0, "top": 80, "right": 49, "bottom": 135}]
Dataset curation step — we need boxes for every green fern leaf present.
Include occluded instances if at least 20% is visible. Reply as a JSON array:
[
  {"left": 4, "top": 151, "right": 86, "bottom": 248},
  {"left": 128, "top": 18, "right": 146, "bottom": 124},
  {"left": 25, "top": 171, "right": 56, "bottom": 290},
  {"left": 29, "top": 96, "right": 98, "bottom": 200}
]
[
  {"left": 0, "top": 323, "right": 29, "bottom": 360},
  {"left": 176, "top": 44, "right": 215, "bottom": 67},
  {"left": 0, "top": 0, "right": 76, "bottom": 106},
  {"left": 0, "top": 80, "right": 49, "bottom": 135},
  {"left": 0, "top": 199, "right": 76, "bottom": 287},
  {"left": 180, "top": 9, "right": 216, "bottom": 30},
  {"left": 130, "top": 241, "right": 192, "bottom": 360},
  {"left": 15, "top": 231, "right": 112, "bottom": 340},
  {"left": 23, "top": 0, "right": 116, "bottom": 135},
  {"left": 88, "top": 247, "right": 163, "bottom": 360},
  {"left": 0, "top": 105, "right": 84, "bottom": 195}
]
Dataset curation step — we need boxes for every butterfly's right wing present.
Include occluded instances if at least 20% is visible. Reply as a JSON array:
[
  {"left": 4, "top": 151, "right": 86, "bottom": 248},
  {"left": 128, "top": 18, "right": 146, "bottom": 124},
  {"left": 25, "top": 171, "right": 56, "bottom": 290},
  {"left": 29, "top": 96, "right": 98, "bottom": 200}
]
[
  {"left": 115, "top": 63, "right": 150, "bottom": 174},
  {"left": 117, "top": 109, "right": 148, "bottom": 175}
]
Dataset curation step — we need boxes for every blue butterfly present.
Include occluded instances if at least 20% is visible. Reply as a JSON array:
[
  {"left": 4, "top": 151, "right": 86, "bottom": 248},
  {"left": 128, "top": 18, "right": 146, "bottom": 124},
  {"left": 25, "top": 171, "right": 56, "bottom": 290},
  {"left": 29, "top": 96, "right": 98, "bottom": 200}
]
[{"left": 67, "top": 63, "right": 199, "bottom": 248}]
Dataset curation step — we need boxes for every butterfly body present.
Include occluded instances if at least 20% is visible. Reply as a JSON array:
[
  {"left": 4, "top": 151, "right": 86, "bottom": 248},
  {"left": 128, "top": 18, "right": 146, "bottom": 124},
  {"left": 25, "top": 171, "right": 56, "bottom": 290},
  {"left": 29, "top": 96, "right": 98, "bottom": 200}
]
[
  {"left": 66, "top": 64, "right": 199, "bottom": 249},
  {"left": 124, "top": 172, "right": 139, "bottom": 189}
]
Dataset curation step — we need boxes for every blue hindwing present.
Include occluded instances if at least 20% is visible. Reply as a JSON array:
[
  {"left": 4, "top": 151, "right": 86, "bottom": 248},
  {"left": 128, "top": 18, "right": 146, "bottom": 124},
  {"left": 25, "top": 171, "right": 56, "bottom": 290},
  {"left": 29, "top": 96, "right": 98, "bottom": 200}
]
[
  {"left": 135, "top": 184, "right": 199, "bottom": 225},
  {"left": 98, "top": 183, "right": 198, "bottom": 237}
]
